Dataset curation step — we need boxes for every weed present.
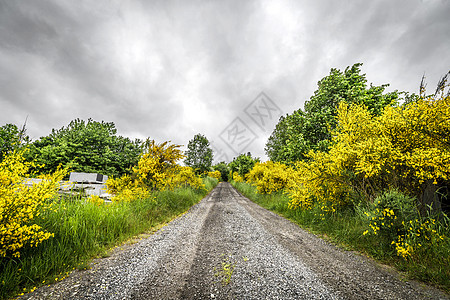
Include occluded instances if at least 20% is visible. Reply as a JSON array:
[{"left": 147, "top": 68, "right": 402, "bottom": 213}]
[{"left": 214, "top": 254, "right": 235, "bottom": 286}]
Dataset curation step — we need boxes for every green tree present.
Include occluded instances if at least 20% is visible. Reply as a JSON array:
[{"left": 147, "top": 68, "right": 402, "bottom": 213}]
[
  {"left": 184, "top": 133, "right": 213, "bottom": 175},
  {"left": 28, "top": 118, "right": 142, "bottom": 177},
  {"left": 213, "top": 161, "right": 230, "bottom": 181},
  {"left": 0, "top": 123, "right": 29, "bottom": 162},
  {"left": 228, "top": 153, "right": 260, "bottom": 178},
  {"left": 266, "top": 63, "right": 399, "bottom": 162}
]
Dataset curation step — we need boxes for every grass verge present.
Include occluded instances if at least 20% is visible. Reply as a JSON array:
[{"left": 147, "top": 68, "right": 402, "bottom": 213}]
[
  {"left": 231, "top": 180, "right": 450, "bottom": 294},
  {"left": 0, "top": 177, "right": 218, "bottom": 300}
]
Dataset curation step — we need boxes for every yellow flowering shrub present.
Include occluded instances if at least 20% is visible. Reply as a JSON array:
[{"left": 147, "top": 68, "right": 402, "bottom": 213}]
[
  {"left": 343, "top": 95, "right": 449, "bottom": 195},
  {"left": 363, "top": 190, "right": 417, "bottom": 237},
  {"left": 170, "top": 166, "right": 204, "bottom": 190},
  {"left": 133, "top": 140, "right": 184, "bottom": 190},
  {"left": 393, "top": 217, "right": 447, "bottom": 259},
  {"left": 287, "top": 92, "right": 450, "bottom": 210},
  {"left": 105, "top": 174, "right": 133, "bottom": 195},
  {"left": 232, "top": 171, "right": 244, "bottom": 183},
  {"left": 246, "top": 161, "right": 292, "bottom": 194},
  {"left": 0, "top": 151, "right": 66, "bottom": 258},
  {"left": 393, "top": 235, "right": 414, "bottom": 259},
  {"left": 88, "top": 195, "right": 104, "bottom": 206},
  {"left": 207, "top": 170, "right": 221, "bottom": 180},
  {"left": 106, "top": 174, "right": 149, "bottom": 202},
  {"left": 381, "top": 96, "right": 450, "bottom": 186},
  {"left": 287, "top": 153, "right": 351, "bottom": 210},
  {"left": 106, "top": 140, "right": 204, "bottom": 201},
  {"left": 111, "top": 186, "right": 151, "bottom": 202}
]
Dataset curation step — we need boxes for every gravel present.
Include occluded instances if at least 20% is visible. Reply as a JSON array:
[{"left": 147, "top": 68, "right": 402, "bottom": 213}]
[{"left": 21, "top": 182, "right": 449, "bottom": 300}]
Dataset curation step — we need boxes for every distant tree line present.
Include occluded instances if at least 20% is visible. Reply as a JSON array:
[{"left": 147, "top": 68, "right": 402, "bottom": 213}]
[{"left": 0, "top": 119, "right": 142, "bottom": 178}]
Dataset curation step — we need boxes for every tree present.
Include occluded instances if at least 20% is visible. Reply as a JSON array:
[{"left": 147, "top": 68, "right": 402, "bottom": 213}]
[
  {"left": 28, "top": 118, "right": 142, "bottom": 177},
  {"left": 0, "top": 123, "right": 29, "bottom": 162},
  {"left": 213, "top": 162, "right": 230, "bottom": 181},
  {"left": 184, "top": 133, "right": 213, "bottom": 175},
  {"left": 228, "top": 153, "right": 260, "bottom": 178},
  {"left": 265, "top": 63, "right": 399, "bottom": 162},
  {"left": 265, "top": 111, "right": 313, "bottom": 162}
]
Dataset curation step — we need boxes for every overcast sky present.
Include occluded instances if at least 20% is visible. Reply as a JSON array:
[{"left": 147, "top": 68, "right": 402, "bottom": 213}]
[{"left": 1, "top": 0, "right": 449, "bottom": 162}]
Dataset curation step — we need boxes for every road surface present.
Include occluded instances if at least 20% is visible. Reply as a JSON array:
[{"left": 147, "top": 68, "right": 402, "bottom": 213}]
[{"left": 22, "top": 182, "right": 448, "bottom": 299}]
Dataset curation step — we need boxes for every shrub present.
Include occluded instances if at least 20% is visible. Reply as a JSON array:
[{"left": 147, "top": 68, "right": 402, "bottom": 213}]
[
  {"left": 170, "top": 166, "right": 204, "bottom": 190},
  {"left": 106, "top": 140, "right": 205, "bottom": 201},
  {"left": 132, "top": 140, "right": 184, "bottom": 190},
  {"left": 246, "top": 161, "right": 292, "bottom": 194},
  {"left": 232, "top": 171, "right": 244, "bottom": 183},
  {"left": 207, "top": 170, "right": 221, "bottom": 180},
  {"left": 0, "top": 150, "right": 66, "bottom": 258},
  {"left": 363, "top": 190, "right": 418, "bottom": 240},
  {"left": 287, "top": 92, "right": 450, "bottom": 211},
  {"left": 362, "top": 190, "right": 448, "bottom": 260}
]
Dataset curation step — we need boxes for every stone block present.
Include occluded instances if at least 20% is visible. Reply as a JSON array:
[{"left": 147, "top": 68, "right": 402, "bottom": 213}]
[{"left": 69, "top": 172, "right": 108, "bottom": 183}]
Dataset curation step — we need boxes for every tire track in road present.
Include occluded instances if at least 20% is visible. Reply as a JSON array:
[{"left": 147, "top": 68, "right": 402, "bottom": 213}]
[
  {"left": 22, "top": 182, "right": 448, "bottom": 300},
  {"left": 230, "top": 186, "right": 447, "bottom": 300}
]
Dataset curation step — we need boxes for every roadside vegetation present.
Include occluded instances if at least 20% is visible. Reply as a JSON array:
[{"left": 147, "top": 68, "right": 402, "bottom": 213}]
[
  {"left": 230, "top": 65, "right": 450, "bottom": 292},
  {"left": 0, "top": 126, "right": 218, "bottom": 299},
  {"left": 232, "top": 181, "right": 449, "bottom": 292}
]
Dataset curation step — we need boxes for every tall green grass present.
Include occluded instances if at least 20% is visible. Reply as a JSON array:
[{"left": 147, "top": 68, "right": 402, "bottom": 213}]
[
  {"left": 232, "top": 181, "right": 450, "bottom": 293},
  {"left": 0, "top": 177, "right": 218, "bottom": 300}
]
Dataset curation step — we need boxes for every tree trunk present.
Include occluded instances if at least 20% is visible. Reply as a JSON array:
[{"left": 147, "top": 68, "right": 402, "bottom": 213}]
[{"left": 419, "top": 179, "right": 442, "bottom": 217}]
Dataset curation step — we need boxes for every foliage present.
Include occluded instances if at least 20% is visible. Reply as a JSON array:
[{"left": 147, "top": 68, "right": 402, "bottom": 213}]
[
  {"left": 361, "top": 190, "right": 447, "bottom": 260},
  {"left": 231, "top": 171, "right": 244, "bottom": 183},
  {"left": 27, "top": 118, "right": 142, "bottom": 177},
  {"left": 184, "top": 133, "right": 213, "bottom": 175},
  {"left": 265, "top": 111, "right": 313, "bottom": 162},
  {"left": 106, "top": 140, "right": 205, "bottom": 201},
  {"left": 0, "top": 123, "right": 29, "bottom": 162},
  {"left": 232, "top": 180, "right": 450, "bottom": 293},
  {"left": 202, "top": 176, "right": 219, "bottom": 192},
  {"left": 228, "top": 153, "right": 259, "bottom": 178},
  {"left": 363, "top": 190, "right": 418, "bottom": 239},
  {"left": 0, "top": 150, "right": 66, "bottom": 258},
  {"left": 132, "top": 139, "right": 185, "bottom": 190},
  {"left": 213, "top": 162, "right": 230, "bottom": 181},
  {"left": 246, "top": 161, "right": 293, "bottom": 194},
  {"left": 207, "top": 170, "right": 221, "bottom": 180},
  {"left": 170, "top": 166, "right": 204, "bottom": 190},
  {"left": 106, "top": 174, "right": 151, "bottom": 202},
  {"left": 287, "top": 89, "right": 450, "bottom": 211},
  {"left": 1, "top": 178, "right": 217, "bottom": 300},
  {"left": 266, "top": 63, "right": 398, "bottom": 162}
]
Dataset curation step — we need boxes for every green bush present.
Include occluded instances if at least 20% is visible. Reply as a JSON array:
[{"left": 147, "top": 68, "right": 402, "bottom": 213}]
[{"left": 362, "top": 190, "right": 419, "bottom": 242}]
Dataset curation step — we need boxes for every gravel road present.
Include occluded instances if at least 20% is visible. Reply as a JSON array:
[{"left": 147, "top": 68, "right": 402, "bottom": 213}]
[{"left": 22, "top": 182, "right": 448, "bottom": 300}]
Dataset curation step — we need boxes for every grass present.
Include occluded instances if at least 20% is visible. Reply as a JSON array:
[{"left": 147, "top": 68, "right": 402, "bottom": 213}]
[
  {"left": 0, "top": 177, "right": 218, "bottom": 300},
  {"left": 231, "top": 180, "right": 450, "bottom": 294}
]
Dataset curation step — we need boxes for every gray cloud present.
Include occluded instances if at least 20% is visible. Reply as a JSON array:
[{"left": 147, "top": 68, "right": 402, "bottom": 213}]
[{"left": 1, "top": 0, "right": 449, "bottom": 160}]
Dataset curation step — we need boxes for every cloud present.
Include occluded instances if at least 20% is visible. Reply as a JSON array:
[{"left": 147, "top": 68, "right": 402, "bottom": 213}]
[{"left": 1, "top": 0, "right": 449, "bottom": 161}]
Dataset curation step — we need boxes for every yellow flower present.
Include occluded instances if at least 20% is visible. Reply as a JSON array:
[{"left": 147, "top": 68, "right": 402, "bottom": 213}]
[{"left": 0, "top": 151, "right": 66, "bottom": 258}]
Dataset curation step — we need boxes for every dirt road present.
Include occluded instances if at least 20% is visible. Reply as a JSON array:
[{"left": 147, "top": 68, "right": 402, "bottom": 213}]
[{"left": 22, "top": 182, "right": 448, "bottom": 299}]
